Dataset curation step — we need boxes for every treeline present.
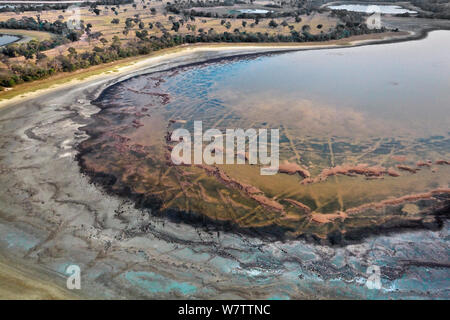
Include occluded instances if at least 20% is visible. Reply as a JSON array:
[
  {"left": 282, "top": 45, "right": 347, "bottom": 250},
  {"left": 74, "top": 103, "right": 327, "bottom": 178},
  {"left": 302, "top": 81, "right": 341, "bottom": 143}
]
[
  {"left": 165, "top": 0, "right": 309, "bottom": 11},
  {"left": 0, "top": 17, "right": 83, "bottom": 36},
  {"left": 0, "top": 17, "right": 84, "bottom": 59},
  {"left": 0, "top": 4, "right": 72, "bottom": 13},
  {"left": 166, "top": 2, "right": 325, "bottom": 19},
  {"left": 413, "top": 0, "right": 450, "bottom": 20},
  {"left": 0, "top": 22, "right": 390, "bottom": 89},
  {"left": 330, "top": 9, "right": 366, "bottom": 27},
  {"left": 1, "top": 38, "right": 71, "bottom": 59},
  {"left": 166, "top": 0, "right": 245, "bottom": 10}
]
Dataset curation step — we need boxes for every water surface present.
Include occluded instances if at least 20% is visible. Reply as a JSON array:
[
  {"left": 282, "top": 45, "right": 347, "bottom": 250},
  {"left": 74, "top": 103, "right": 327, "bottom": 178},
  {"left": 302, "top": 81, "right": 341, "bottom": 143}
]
[
  {"left": 0, "top": 34, "right": 19, "bottom": 46},
  {"left": 231, "top": 9, "right": 271, "bottom": 14},
  {"left": 79, "top": 31, "right": 450, "bottom": 242},
  {"left": 328, "top": 4, "right": 417, "bottom": 14}
]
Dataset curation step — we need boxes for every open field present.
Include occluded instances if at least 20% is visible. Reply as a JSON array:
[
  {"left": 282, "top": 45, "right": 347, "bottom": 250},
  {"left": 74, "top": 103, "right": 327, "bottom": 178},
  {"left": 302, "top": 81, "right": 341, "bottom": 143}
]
[{"left": 0, "top": 2, "right": 340, "bottom": 59}]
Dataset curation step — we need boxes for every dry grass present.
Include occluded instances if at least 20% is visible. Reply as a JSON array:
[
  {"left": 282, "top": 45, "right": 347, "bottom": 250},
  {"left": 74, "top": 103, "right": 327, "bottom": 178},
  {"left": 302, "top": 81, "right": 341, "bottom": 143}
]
[{"left": 0, "top": 2, "right": 339, "bottom": 59}]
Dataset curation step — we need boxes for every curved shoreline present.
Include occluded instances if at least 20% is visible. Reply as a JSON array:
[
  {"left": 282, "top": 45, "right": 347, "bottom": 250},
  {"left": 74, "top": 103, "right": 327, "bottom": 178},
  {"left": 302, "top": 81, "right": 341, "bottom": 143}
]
[
  {"left": 0, "top": 29, "right": 448, "bottom": 299},
  {"left": 0, "top": 28, "right": 426, "bottom": 110},
  {"left": 73, "top": 30, "right": 449, "bottom": 246},
  {"left": 4, "top": 18, "right": 450, "bottom": 110},
  {"left": 0, "top": 33, "right": 22, "bottom": 45}
]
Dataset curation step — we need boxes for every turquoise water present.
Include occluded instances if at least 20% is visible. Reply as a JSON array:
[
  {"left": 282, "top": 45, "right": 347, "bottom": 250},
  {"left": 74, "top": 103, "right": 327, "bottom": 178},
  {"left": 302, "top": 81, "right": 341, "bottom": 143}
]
[
  {"left": 123, "top": 271, "right": 198, "bottom": 296},
  {"left": 3, "top": 232, "right": 38, "bottom": 250},
  {"left": 0, "top": 224, "right": 39, "bottom": 251}
]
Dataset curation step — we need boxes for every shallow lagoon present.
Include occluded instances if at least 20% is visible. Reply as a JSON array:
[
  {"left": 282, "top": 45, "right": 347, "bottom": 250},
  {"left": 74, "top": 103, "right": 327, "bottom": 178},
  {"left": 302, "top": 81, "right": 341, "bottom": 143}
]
[
  {"left": 80, "top": 31, "right": 450, "bottom": 241},
  {"left": 162, "top": 31, "right": 450, "bottom": 140}
]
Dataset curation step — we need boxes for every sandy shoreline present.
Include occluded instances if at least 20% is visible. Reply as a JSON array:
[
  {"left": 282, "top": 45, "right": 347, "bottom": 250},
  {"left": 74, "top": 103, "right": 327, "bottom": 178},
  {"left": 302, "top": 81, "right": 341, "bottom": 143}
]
[{"left": 0, "top": 30, "right": 415, "bottom": 110}]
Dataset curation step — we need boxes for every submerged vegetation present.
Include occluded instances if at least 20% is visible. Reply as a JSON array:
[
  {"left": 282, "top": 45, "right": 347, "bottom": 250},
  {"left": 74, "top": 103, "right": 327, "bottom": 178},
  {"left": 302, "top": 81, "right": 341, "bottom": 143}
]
[{"left": 76, "top": 44, "right": 450, "bottom": 243}]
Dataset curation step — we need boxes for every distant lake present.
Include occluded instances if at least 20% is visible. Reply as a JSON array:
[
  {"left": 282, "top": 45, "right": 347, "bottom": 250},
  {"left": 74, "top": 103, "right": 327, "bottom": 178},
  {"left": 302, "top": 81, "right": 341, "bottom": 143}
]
[
  {"left": 229, "top": 9, "right": 271, "bottom": 14},
  {"left": 328, "top": 4, "right": 417, "bottom": 14},
  {"left": 0, "top": 34, "right": 20, "bottom": 46}
]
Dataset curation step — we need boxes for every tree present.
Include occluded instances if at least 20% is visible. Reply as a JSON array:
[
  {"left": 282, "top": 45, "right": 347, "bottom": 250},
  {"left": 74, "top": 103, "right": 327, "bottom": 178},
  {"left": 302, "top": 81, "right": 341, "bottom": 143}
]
[
  {"left": 171, "top": 22, "right": 180, "bottom": 32},
  {"left": 24, "top": 51, "right": 34, "bottom": 60},
  {"left": 68, "top": 47, "right": 77, "bottom": 58},
  {"left": 268, "top": 20, "right": 278, "bottom": 28},
  {"left": 111, "top": 36, "right": 121, "bottom": 50},
  {"left": 36, "top": 52, "right": 47, "bottom": 61},
  {"left": 136, "top": 30, "right": 148, "bottom": 40},
  {"left": 125, "top": 18, "right": 134, "bottom": 28},
  {"left": 67, "top": 31, "right": 81, "bottom": 41}
]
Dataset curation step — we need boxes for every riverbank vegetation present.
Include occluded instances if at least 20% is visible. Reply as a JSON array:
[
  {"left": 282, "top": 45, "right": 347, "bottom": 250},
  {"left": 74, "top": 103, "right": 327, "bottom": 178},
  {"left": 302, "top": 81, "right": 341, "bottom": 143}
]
[{"left": 0, "top": 0, "right": 397, "bottom": 91}]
